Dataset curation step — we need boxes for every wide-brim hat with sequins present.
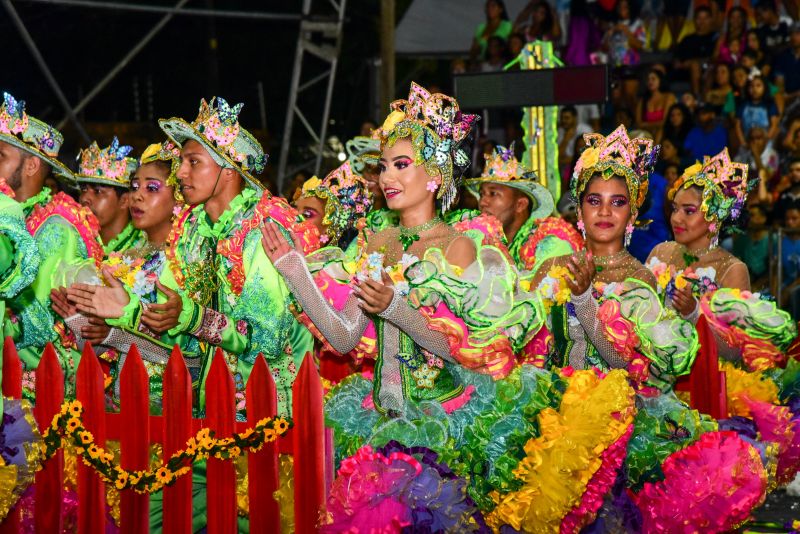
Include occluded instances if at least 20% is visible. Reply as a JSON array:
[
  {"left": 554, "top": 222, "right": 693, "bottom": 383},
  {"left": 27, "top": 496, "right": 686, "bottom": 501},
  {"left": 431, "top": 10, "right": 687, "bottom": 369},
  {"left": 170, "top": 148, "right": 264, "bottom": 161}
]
[
  {"left": 346, "top": 135, "right": 381, "bottom": 172},
  {"left": 570, "top": 124, "right": 660, "bottom": 214},
  {"left": 159, "top": 97, "right": 266, "bottom": 191},
  {"left": 0, "top": 92, "right": 70, "bottom": 180},
  {"left": 139, "top": 140, "right": 184, "bottom": 202},
  {"left": 379, "top": 82, "right": 480, "bottom": 213},
  {"left": 63, "top": 136, "right": 138, "bottom": 188},
  {"left": 464, "top": 143, "right": 555, "bottom": 220},
  {"left": 669, "top": 148, "right": 750, "bottom": 224}
]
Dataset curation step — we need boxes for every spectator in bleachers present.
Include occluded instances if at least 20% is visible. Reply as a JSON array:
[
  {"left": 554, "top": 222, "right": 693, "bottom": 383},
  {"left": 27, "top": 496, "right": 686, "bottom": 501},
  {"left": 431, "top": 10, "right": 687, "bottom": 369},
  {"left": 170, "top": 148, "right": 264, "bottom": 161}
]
[
  {"left": 733, "top": 203, "right": 771, "bottom": 286},
  {"left": 508, "top": 32, "right": 525, "bottom": 59},
  {"left": 603, "top": 0, "right": 646, "bottom": 110},
  {"left": 744, "top": 29, "right": 772, "bottom": 75},
  {"left": 738, "top": 126, "right": 780, "bottom": 194},
  {"left": 783, "top": 119, "right": 800, "bottom": 155},
  {"left": 705, "top": 63, "right": 734, "bottom": 114},
  {"left": 514, "top": 1, "right": 561, "bottom": 42},
  {"left": 724, "top": 64, "right": 750, "bottom": 119},
  {"left": 774, "top": 158, "right": 800, "bottom": 220},
  {"left": 557, "top": 105, "right": 592, "bottom": 174},
  {"left": 661, "top": 103, "right": 693, "bottom": 147},
  {"left": 636, "top": 68, "right": 677, "bottom": 140},
  {"left": 662, "top": 0, "right": 691, "bottom": 50},
  {"left": 480, "top": 35, "right": 509, "bottom": 72},
  {"left": 777, "top": 204, "right": 800, "bottom": 318},
  {"left": 735, "top": 74, "right": 780, "bottom": 145},
  {"left": 684, "top": 103, "right": 728, "bottom": 161},
  {"left": 774, "top": 23, "right": 800, "bottom": 107},
  {"left": 674, "top": 6, "right": 717, "bottom": 96},
  {"left": 755, "top": 0, "right": 790, "bottom": 55},
  {"left": 563, "top": 0, "right": 602, "bottom": 66},
  {"left": 715, "top": 6, "right": 749, "bottom": 64},
  {"left": 470, "top": 0, "right": 512, "bottom": 62}
]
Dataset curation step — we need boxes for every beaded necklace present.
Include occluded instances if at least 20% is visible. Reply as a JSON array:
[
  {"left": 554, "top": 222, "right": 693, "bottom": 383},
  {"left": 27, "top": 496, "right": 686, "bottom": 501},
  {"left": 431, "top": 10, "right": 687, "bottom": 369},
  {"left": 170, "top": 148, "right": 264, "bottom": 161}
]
[{"left": 398, "top": 216, "right": 443, "bottom": 250}]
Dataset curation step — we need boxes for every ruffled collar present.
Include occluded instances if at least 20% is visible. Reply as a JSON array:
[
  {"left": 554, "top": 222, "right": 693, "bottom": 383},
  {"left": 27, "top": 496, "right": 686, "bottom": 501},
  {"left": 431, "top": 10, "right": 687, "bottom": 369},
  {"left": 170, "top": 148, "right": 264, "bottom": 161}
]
[
  {"left": 21, "top": 187, "right": 51, "bottom": 216},
  {"left": 195, "top": 188, "right": 258, "bottom": 240},
  {"left": 508, "top": 214, "right": 537, "bottom": 262}
]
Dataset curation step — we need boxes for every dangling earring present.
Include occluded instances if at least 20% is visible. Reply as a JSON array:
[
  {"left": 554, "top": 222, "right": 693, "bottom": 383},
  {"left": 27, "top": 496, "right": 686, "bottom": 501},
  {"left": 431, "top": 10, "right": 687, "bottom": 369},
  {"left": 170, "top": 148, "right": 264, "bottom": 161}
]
[
  {"left": 576, "top": 219, "right": 586, "bottom": 240},
  {"left": 708, "top": 222, "right": 719, "bottom": 249},
  {"left": 624, "top": 222, "right": 634, "bottom": 248}
]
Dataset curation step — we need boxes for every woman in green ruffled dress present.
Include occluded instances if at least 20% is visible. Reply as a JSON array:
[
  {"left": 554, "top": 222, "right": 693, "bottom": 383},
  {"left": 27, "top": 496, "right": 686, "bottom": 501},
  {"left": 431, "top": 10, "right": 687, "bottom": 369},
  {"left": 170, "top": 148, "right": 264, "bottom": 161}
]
[
  {"left": 646, "top": 149, "right": 800, "bottom": 491},
  {"left": 524, "top": 127, "right": 769, "bottom": 533},
  {"left": 262, "top": 83, "right": 641, "bottom": 533}
]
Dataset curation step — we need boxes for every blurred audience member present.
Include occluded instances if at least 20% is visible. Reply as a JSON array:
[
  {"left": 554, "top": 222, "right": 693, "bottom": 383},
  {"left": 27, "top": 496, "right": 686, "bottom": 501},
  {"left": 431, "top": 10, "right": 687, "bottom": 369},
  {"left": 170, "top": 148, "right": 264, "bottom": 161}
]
[
  {"left": 674, "top": 6, "right": 717, "bottom": 96},
  {"left": 684, "top": 104, "right": 728, "bottom": 161},
  {"left": 661, "top": 103, "right": 693, "bottom": 148},
  {"left": 636, "top": 68, "right": 677, "bottom": 140},
  {"left": 471, "top": 0, "right": 512, "bottom": 62}
]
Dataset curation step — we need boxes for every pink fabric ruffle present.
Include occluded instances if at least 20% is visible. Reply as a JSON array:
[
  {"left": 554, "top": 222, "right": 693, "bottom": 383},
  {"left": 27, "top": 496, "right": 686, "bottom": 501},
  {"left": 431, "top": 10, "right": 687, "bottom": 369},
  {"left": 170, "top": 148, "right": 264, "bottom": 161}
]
[
  {"left": 561, "top": 425, "right": 634, "bottom": 533},
  {"left": 632, "top": 431, "right": 767, "bottom": 533}
]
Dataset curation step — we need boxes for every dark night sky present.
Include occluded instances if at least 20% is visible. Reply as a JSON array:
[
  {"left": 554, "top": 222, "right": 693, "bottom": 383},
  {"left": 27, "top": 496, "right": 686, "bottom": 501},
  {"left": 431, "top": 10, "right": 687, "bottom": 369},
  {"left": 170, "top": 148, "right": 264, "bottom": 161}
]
[{"left": 0, "top": 0, "right": 388, "bottom": 172}]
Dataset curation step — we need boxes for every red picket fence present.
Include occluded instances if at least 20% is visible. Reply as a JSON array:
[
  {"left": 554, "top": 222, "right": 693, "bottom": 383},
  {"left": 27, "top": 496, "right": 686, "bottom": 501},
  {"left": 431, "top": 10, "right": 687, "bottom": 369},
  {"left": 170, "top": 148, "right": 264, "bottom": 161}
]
[
  {"left": 0, "top": 337, "right": 329, "bottom": 533},
  {"left": 674, "top": 314, "right": 728, "bottom": 419}
]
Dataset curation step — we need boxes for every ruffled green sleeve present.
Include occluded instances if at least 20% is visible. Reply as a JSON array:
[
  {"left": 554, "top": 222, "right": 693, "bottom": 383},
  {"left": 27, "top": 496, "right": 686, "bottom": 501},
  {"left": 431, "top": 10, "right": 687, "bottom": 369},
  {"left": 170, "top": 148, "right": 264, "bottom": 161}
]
[
  {"left": 603, "top": 280, "right": 699, "bottom": 390},
  {"left": 0, "top": 194, "right": 39, "bottom": 298},
  {"left": 11, "top": 219, "right": 90, "bottom": 349}
]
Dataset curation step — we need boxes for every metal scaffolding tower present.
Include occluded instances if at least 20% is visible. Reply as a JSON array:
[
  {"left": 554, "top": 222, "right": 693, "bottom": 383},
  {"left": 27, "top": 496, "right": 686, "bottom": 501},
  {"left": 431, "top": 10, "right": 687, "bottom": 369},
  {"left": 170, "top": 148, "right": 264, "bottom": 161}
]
[
  {"left": 5, "top": 0, "right": 346, "bottom": 187},
  {"left": 276, "top": 0, "right": 347, "bottom": 193}
]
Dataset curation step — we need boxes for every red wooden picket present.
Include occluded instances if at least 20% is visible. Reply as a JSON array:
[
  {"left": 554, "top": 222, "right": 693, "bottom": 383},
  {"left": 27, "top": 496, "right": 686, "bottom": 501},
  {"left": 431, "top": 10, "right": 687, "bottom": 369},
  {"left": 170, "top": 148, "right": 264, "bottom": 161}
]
[
  {"left": 162, "top": 345, "right": 193, "bottom": 534},
  {"left": 246, "top": 354, "right": 280, "bottom": 534},
  {"left": 1, "top": 336, "right": 21, "bottom": 398},
  {"left": 0, "top": 337, "right": 22, "bottom": 534},
  {"left": 33, "top": 344, "right": 65, "bottom": 534},
  {"left": 292, "top": 353, "right": 325, "bottom": 534},
  {"left": 119, "top": 345, "right": 150, "bottom": 533},
  {"left": 0, "top": 340, "right": 318, "bottom": 533},
  {"left": 75, "top": 343, "right": 107, "bottom": 533},
  {"left": 205, "top": 349, "right": 237, "bottom": 533}
]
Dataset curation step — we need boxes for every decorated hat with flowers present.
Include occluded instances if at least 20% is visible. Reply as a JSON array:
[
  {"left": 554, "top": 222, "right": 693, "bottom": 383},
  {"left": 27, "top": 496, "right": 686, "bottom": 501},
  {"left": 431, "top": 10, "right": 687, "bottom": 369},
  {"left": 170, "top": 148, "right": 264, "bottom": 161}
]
[
  {"left": 346, "top": 135, "right": 380, "bottom": 173},
  {"left": 159, "top": 97, "right": 267, "bottom": 191},
  {"left": 140, "top": 140, "right": 183, "bottom": 202},
  {"left": 668, "top": 148, "right": 750, "bottom": 224},
  {"left": 464, "top": 143, "right": 555, "bottom": 220},
  {"left": 571, "top": 124, "right": 660, "bottom": 213},
  {"left": 294, "top": 161, "right": 373, "bottom": 244},
  {"left": 379, "top": 82, "right": 479, "bottom": 213},
  {"left": 0, "top": 92, "right": 70, "bottom": 178},
  {"left": 67, "top": 137, "right": 138, "bottom": 188}
]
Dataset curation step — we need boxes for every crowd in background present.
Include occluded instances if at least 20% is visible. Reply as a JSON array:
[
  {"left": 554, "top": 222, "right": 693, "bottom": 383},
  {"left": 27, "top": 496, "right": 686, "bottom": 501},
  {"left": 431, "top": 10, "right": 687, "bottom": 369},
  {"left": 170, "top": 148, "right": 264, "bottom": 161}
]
[{"left": 460, "top": 0, "right": 800, "bottom": 318}]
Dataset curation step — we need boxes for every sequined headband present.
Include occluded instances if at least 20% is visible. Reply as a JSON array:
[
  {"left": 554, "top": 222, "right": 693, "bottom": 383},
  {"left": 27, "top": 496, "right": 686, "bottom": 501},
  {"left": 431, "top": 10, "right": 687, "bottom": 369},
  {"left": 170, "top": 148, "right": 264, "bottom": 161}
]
[
  {"left": 570, "top": 124, "right": 660, "bottom": 213},
  {"left": 669, "top": 148, "right": 750, "bottom": 224},
  {"left": 379, "top": 82, "right": 479, "bottom": 213}
]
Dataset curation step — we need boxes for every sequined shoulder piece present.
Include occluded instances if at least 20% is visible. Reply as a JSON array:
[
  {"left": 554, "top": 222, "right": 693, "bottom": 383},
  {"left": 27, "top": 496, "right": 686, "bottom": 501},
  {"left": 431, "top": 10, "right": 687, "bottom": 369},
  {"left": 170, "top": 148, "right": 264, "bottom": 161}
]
[{"left": 26, "top": 192, "right": 103, "bottom": 266}]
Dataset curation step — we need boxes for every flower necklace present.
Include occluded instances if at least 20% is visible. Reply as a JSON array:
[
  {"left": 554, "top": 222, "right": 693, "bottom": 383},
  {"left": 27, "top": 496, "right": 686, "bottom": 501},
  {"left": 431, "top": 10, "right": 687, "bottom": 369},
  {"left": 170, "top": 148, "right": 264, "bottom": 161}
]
[
  {"left": 398, "top": 216, "right": 442, "bottom": 250},
  {"left": 682, "top": 242, "right": 716, "bottom": 266}
]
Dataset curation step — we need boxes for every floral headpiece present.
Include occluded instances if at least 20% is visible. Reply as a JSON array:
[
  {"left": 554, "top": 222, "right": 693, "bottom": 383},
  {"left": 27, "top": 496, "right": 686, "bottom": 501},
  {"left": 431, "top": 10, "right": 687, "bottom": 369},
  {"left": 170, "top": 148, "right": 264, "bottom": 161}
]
[
  {"left": 71, "top": 137, "right": 138, "bottom": 188},
  {"left": 668, "top": 148, "right": 750, "bottom": 224},
  {"left": 295, "top": 162, "right": 373, "bottom": 244},
  {"left": 379, "top": 82, "right": 479, "bottom": 213},
  {"left": 571, "top": 125, "right": 660, "bottom": 213},
  {"left": 140, "top": 141, "right": 184, "bottom": 202},
  {"left": 0, "top": 92, "right": 69, "bottom": 177},
  {"left": 463, "top": 143, "right": 555, "bottom": 220},
  {"left": 159, "top": 97, "right": 267, "bottom": 191}
]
